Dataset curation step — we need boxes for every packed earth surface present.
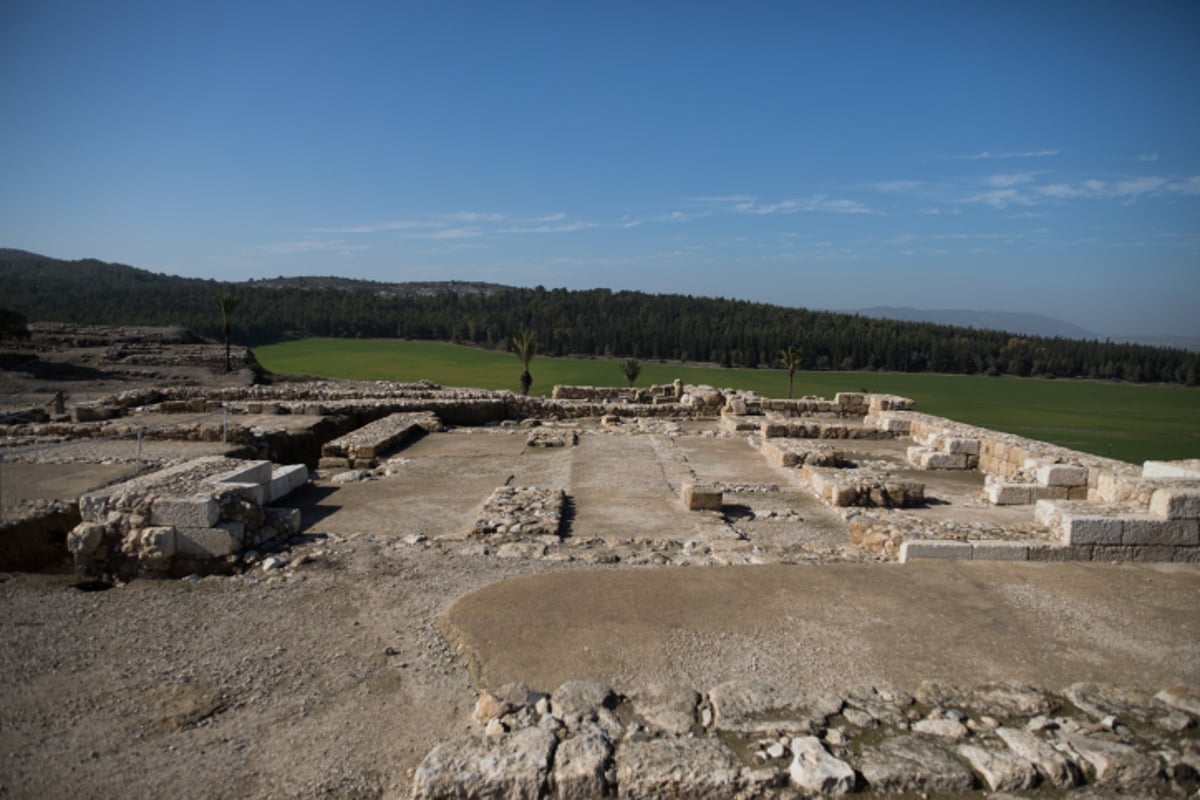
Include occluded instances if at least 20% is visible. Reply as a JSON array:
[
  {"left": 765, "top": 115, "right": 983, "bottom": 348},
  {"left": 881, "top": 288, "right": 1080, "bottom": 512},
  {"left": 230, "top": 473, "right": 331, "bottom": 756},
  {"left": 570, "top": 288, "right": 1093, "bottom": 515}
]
[{"left": 1, "top": 326, "right": 1198, "bottom": 799}]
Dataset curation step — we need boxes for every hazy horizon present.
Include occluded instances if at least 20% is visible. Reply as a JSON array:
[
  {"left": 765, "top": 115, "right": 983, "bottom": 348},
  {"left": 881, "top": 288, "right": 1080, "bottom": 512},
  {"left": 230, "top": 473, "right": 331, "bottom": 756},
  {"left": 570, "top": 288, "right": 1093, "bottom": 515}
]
[{"left": 2, "top": 2, "right": 1197, "bottom": 339}]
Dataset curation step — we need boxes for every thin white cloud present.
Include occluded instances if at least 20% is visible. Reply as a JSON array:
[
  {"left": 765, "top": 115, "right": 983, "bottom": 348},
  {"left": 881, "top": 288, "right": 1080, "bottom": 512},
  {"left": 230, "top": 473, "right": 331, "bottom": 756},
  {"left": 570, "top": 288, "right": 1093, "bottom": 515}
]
[
  {"left": 1137, "top": 153, "right": 1159, "bottom": 162},
  {"left": 733, "top": 195, "right": 874, "bottom": 215},
  {"left": 945, "top": 149, "right": 1061, "bottom": 160},
  {"left": 408, "top": 227, "right": 484, "bottom": 240},
  {"left": 307, "top": 220, "right": 442, "bottom": 234},
  {"left": 1036, "top": 175, "right": 1198, "bottom": 201},
  {"left": 987, "top": 172, "right": 1037, "bottom": 188},
  {"left": 505, "top": 219, "right": 597, "bottom": 234},
  {"left": 964, "top": 188, "right": 1037, "bottom": 209},
  {"left": 873, "top": 180, "right": 922, "bottom": 192},
  {"left": 448, "top": 212, "right": 504, "bottom": 222}
]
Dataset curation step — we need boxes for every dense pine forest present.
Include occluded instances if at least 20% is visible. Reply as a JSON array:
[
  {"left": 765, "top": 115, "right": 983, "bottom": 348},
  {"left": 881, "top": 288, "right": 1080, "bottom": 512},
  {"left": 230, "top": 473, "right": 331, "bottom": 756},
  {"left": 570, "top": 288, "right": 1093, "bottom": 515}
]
[{"left": 1, "top": 249, "right": 1196, "bottom": 386}]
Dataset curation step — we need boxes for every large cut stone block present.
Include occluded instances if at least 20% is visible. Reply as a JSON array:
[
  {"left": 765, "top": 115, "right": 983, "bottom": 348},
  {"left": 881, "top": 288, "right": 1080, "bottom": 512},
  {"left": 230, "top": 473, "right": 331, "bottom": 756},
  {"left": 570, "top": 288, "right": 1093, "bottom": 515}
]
[
  {"left": 986, "top": 483, "right": 1032, "bottom": 505},
  {"left": 150, "top": 495, "right": 220, "bottom": 528},
  {"left": 899, "top": 540, "right": 973, "bottom": 562},
  {"left": 175, "top": 526, "right": 241, "bottom": 557},
  {"left": 943, "top": 437, "right": 980, "bottom": 455},
  {"left": 215, "top": 460, "right": 273, "bottom": 487},
  {"left": 268, "top": 464, "right": 309, "bottom": 502},
  {"left": 1143, "top": 459, "right": 1200, "bottom": 480},
  {"left": 411, "top": 728, "right": 555, "bottom": 800},
  {"left": 1061, "top": 514, "right": 1123, "bottom": 546},
  {"left": 1149, "top": 488, "right": 1200, "bottom": 520},
  {"left": 921, "top": 451, "right": 969, "bottom": 470},
  {"left": 1123, "top": 516, "right": 1200, "bottom": 546},
  {"left": 681, "top": 483, "right": 722, "bottom": 511},
  {"left": 971, "top": 541, "right": 1029, "bottom": 561},
  {"left": 1037, "top": 464, "right": 1088, "bottom": 487}
]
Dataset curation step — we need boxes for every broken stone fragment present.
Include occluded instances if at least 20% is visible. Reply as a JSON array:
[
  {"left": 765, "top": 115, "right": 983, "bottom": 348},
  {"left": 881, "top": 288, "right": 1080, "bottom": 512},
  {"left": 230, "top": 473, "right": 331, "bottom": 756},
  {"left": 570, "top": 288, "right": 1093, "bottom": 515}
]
[
  {"left": 956, "top": 742, "right": 1038, "bottom": 792},
  {"left": 411, "top": 727, "right": 556, "bottom": 800},
  {"left": 789, "top": 735, "right": 855, "bottom": 795}
]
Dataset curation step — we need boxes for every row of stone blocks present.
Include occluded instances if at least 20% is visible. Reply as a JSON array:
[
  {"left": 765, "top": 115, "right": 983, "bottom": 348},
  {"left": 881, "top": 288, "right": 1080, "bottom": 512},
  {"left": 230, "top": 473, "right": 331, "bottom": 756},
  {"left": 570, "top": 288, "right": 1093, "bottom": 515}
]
[
  {"left": 68, "top": 456, "right": 309, "bottom": 578},
  {"left": 414, "top": 679, "right": 1200, "bottom": 799},
  {"left": 986, "top": 463, "right": 1091, "bottom": 505},
  {"left": 759, "top": 439, "right": 843, "bottom": 469},
  {"left": 318, "top": 411, "right": 442, "bottom": 469},
  {"left": 762, "top": 419, "right": 895, "bottom": 440}
]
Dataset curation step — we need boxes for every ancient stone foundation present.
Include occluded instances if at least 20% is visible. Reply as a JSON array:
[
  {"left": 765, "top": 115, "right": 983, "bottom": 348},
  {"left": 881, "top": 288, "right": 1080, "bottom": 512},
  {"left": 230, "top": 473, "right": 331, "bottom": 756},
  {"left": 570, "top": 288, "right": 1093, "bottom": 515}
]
[
  {"left": 413, "top": 679, "right": 1200, "bottom": 798},
  {"left": 67, "top": 455, "right": 308, "bottom": 579}
]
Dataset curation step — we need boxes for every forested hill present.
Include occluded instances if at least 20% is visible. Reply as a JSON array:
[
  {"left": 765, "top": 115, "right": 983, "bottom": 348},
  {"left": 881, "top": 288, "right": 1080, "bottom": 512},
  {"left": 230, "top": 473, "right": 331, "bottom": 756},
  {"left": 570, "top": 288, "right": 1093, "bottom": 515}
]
[{"left": 1, "top": 249, "right": 1196, "bottom": 385}]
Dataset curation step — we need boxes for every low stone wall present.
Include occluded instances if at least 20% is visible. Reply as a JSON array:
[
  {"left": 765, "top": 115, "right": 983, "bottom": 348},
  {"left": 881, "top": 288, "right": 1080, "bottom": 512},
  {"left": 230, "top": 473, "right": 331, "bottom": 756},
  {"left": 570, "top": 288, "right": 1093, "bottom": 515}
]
[
  {"left": 803, "top": 466, "right": 925, "bottom": 508},
  {"left": 413, "top": 679, "right": 1200, "bottom": 798},
  {"left": 318, "top": 411, "right": 441, "bottom": 469},
  {"left": 759, "top": 439, "right": 843, "bottom": 469},
  {"left": 67, "top": 456, "right": 308, "bottom": 579}
]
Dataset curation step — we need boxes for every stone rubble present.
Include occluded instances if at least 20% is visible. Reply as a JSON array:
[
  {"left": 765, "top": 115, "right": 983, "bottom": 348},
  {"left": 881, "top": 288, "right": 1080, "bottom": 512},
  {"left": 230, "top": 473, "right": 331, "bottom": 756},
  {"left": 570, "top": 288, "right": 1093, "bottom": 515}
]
[
  {"left": 470, "top": 486, "right": 566, "bottom": 541},
  {"left": 412, "top": 678, "right": 1199, "bottom": 798}
]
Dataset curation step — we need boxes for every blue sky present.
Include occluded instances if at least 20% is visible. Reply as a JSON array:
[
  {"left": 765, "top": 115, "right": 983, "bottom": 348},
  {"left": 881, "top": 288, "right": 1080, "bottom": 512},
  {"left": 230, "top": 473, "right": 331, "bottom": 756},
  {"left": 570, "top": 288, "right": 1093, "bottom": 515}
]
[{"left": 2, "top": 1, "right": 1198, "bottom": 338}]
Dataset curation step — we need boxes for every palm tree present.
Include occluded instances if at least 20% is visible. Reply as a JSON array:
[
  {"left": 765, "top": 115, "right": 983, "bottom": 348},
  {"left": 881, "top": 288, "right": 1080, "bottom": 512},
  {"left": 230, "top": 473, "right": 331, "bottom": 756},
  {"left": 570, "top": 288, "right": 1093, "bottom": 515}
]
[
  {"left": 217, "top": 293, "right": 241, "bottom": 372},
  {"left": 780, "top": 346, "right": 802, "bottom": 398},
  {"left": 619, "top": 358, "right": 641, "bottom": 387},
  {"left": 510, "top": 329, "right": 538, "bottom": 395}
]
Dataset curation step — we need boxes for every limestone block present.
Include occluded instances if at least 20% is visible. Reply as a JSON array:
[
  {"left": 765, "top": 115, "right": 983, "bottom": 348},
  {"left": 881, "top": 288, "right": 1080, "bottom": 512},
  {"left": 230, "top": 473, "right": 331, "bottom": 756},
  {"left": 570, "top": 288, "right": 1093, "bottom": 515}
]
[
  {"left": 906, "top": 446, "right": 931, "bottom": 467},
  {"left": 1031, "top": 485, "right": 1069, "bottom": 501},
  {"left": 858, "top": 735, "right": 976, "bottom": 794},
  {"left": 217, "top": 481, "right": 265, "bottom": 505},
  {"left": 78, "top": 493, "right": 109, "bottom": 522},
  {"left": 268, "top": 464, "right": 309, "bottom": 502},
  {"left": 708, "top": 682, "right": 842, "bottom": 734},
  {"left": 943, "top": 437, "right": 980, "bottom": 456},
  {"left": 266, "top": 507, "right": 301, "bottom": 534},
  {"left": 1096, "top": 472, "right": 1135, "bottom": 503},
  {"left": 1123, "top": 516, "right": 1200, "bottom": 546},
  {"left": 1143, "top": 459, "right": 1200, "bottom": 480},
  {"left": 67, "top": 522, "right": 106, "bottom": 556},
  {"left": 630, "top": 684, "right": 698, "bottom": 735},
  {"left": 1092, "top": 545, "right": 1175, "bottom": 562},
  {"left": 1149, "top": 488, "right": 1200, "bottom": 520},
  {"left": 760, "top": 421, "right": 789, "bottom": 438},
  {"left": 834, "top": 392, "right": 865, "bottom": 409},
  {"left": 616, "top": 737, "right": 741, "bottom": 799},
  {"left": 899, "top": 540, "right": 972, "bottom": 562},
  {"left": 789, "top": 735, "right": 855, "bottom": 795},
  {"left": 995, "top": 727, "right": 1082, "bottom": 788},
  {"left": 971, "top": 541, "right": 1029, "bottom": 561},
  {"left": 1037, "top": 464, "right": 1088, "bottom": 487},
  {"left": 215, "top": 460, "right": 273, "bottom": 487},
  {"left": 176, "top": 526, "right": 241, "bottom": 558},
  {"left": 1060, "top": 514, "right": 1123, "bottom": 546},
  {"left": 1027, "top": 544, "right": 1090, "bottom": 562},
  {"left": 318, "top": 456, "right": 350, "bottom": 470},
  {"left": 829, "top": 484, "right": 859, "bottom": 507},
  {"left": 411, "top": 728, "right": 555, "bottom": 800},
  {"left": 553, "top": 730, "right": 611, "bottom": 800},
  {"left": 1034, "top": 499, "right": 1065, "bottom": 528},
  {"left": 681, "top": 483, "right": 722, "bottom": 511},
  {"left": 957, "top": 743, "right": 1038, "bottom": 792},
  {"left": 150, "top": 495, "right": 220, "bottom": 528},
  {"left": 1058, "top": 732, "right": 1161, "bottom": 788},
  {"left": 921, "top": 451, "right": 969, "bottom": 470},
  {"left": 986, "top": 483, "right": 1032, "bottom": 505}
]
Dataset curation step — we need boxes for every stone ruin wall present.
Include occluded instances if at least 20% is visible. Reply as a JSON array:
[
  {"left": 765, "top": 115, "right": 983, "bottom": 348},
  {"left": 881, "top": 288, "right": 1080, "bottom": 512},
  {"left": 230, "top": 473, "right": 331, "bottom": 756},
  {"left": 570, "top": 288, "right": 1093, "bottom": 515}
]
[{"left": 4, "top": 379, "right": 1199, "bottom": 573}]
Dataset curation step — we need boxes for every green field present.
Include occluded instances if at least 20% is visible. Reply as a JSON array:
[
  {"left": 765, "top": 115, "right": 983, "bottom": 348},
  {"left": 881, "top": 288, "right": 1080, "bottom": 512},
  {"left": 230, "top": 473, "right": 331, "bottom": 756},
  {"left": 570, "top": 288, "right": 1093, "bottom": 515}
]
[{"left": 254, "top": 338, "right": 1200, "bottom": 465}]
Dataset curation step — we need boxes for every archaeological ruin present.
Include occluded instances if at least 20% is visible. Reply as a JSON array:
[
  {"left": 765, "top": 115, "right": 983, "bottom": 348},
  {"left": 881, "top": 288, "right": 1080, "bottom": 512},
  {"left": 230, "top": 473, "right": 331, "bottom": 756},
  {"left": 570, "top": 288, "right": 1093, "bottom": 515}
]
[{"left": 1, "top": 326, "right": 1198, "bottom": 798}]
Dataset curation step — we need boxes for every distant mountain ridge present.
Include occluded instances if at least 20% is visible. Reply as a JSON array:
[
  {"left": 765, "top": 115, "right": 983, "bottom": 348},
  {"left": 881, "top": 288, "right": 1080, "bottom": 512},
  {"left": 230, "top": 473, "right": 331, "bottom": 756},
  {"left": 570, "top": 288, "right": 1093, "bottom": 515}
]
[
  {"left": 853, "top": 306, "right": 1099, "bottom": 340},
  {"left": 3, "top": 248, "right": 1196, "bottom": 384}
]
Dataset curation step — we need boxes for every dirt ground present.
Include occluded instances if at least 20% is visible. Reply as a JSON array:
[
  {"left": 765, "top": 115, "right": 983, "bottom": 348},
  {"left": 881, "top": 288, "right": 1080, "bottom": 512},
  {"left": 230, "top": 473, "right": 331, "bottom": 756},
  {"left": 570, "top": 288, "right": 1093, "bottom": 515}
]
[{"left": 2, "top": 356, "right": 1199, "bottom": 798}]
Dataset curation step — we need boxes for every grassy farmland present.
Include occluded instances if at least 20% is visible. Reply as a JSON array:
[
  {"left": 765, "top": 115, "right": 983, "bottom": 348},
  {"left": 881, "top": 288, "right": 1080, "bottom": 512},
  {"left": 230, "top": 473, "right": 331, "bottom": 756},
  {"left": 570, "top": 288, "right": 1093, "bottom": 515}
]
[{"left": 254, "top": 338, "right": 1200, "bottom": 465}]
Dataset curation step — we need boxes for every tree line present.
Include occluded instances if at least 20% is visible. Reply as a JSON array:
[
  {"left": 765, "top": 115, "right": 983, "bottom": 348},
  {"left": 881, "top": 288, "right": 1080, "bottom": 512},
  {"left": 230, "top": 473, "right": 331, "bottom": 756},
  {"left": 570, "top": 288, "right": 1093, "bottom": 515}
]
[{"left": 1, "top": 249, "right": 1196, "bottom": 386}]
